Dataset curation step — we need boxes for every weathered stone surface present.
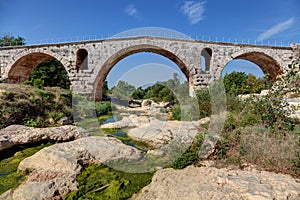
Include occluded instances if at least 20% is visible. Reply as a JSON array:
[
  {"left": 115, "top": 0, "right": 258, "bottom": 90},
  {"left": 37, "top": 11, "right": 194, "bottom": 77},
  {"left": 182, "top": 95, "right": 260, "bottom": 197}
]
[
  {"left": 134, "top": 165, "right": 300, "bottom": 200},
  {"left": 0, "top": 37, "right": 297, "bottom": 100},
  {"left": 0, "top": 135, "right": 13, "bottom": 151},
  {"left": 128, "top": 119, "right": 199, "bottom": 148},
  {"left": 1, "top": 136, "right": 144, "bottom": 200},
  {"left": 101, "top": 115, "right": 152, "bottom": 129},
  {"left": 0, "top": 125, "right": 88, "bottom": 151}
]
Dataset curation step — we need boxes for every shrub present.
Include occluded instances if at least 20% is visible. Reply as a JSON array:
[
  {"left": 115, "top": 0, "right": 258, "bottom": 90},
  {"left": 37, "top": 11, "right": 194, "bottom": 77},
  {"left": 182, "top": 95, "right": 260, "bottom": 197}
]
[
  {"left": 33, "top": 78, "right": 44, "bottom": 89},
  {"left": 24, "top": 119, "right": 37, "bottom": 127},
  {"left": 95, "top": 101, "right": 114, "bottom": 116}
]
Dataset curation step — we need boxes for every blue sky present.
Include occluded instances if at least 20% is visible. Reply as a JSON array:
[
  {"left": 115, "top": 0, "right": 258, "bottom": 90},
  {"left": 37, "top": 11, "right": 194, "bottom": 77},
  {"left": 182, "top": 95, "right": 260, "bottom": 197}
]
[{"left": 1, "top": 0, "right": 299, "bottom": 87}]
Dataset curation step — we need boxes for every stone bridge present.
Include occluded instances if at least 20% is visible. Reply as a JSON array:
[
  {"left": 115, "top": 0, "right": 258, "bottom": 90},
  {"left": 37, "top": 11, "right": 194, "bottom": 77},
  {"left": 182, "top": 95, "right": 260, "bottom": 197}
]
[{"left": 0, "top": 36, "right": 299, "bottom": 100}]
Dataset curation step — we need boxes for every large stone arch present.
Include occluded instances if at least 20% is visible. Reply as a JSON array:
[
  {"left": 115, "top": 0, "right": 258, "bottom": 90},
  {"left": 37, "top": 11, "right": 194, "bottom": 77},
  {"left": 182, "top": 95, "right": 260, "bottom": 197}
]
[
  {"left": 7, "top": 51, "right": 69, "bottom": 83},
  {"left": 229, "top": 50, "right": 283, "bottom": 80},
  {"left": 94, "top": 44, "right": 191, "bottom": 100}
]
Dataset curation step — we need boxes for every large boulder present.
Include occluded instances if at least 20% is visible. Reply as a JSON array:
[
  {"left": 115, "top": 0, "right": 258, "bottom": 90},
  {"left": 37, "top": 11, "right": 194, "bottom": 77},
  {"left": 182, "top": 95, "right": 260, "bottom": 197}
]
[
  {"left": 128, "top": 119, "right": 200, "bottom": 148},
  {"left": 134, "top": 165, "right": 300, "bottom": 200},
  {"left": 0, "top": 125, "right": 88, "bottom": 151},
  {"left": 1, "top": 136, "right": 144, "bottom": 200}
]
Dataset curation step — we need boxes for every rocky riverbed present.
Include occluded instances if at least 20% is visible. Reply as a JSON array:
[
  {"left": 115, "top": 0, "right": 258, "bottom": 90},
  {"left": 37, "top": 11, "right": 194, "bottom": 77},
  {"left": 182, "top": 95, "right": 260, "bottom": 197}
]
[
  {"left": 0, "top": 136, "right": 144, "bottom": 200},
  {"left": 1, "top": 105, "right": 299, "bottom": 199}
]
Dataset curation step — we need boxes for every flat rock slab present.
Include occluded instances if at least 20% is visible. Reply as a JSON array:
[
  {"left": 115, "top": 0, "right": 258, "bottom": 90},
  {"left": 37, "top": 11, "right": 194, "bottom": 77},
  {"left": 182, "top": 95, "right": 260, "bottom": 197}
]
[
  {"left": 0, "top": 125, "right": 88, "bottom": 151},
  {"left": 134, "top": 166, "right": 300, "bottom": 200},
  {"left": 128, "top": 119, "right": 200, "bottom": 148}
]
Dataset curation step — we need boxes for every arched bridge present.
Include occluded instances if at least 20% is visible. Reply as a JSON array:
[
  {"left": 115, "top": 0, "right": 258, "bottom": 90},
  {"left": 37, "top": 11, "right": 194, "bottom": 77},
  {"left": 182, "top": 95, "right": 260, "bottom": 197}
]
[{"left": 0, "top": 36, "right": 299, "bottom": 100}]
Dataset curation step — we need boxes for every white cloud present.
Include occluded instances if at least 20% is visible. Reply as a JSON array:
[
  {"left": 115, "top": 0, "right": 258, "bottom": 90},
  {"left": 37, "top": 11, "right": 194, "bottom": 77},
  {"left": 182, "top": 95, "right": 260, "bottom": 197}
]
[
  {"left": 181, "top": 1, "right": 206, "bottom": 24},
  {"left": 257, "top": 18, "right": 294, "bottom": 41},
  {"left": 125, "top": 4, "right": 138, "bottom": 17}
]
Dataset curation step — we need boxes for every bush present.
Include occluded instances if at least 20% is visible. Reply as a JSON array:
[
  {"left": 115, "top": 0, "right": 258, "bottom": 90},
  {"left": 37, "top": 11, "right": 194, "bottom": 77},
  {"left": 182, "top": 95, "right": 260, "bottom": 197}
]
[
  {"left": 33, "top": 79, "right": 44, "bottom": 89},
  {"left": 170, "top": 150, "right": 198, "bottom": 169},
  {"left": 95, "top": 101, "right": 114, "bottom": 116}
]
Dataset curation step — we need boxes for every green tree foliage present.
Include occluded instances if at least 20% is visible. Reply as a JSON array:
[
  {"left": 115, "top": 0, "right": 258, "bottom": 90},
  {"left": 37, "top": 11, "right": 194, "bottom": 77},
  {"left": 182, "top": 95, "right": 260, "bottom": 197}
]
[
  {"left": 102, "top": 81, "right": 109, "bottom": 97},
  {"left": 223, "top": 71, "right": 272, "bottom": 96},
  {"left": 29, "top": 59, "right": 70, "bottom": 89},
  {"left": 0, "top": 33, "right": 25, "bottom": 47},
  {"left": 112, "top": 80, "right": 136, "bottom": 99},
  {"left": 144, "top": 83, "right": 175, "bottom": 102},
  {"left": 131, "top": 87, "right": 145, "bottom": 100}
]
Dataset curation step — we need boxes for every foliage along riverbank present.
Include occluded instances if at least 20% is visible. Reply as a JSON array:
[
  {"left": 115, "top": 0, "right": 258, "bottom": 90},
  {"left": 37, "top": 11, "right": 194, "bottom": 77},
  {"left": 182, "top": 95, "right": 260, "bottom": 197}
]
[{"left": 63, "top": 164, "right": 153, "bottom": 200}]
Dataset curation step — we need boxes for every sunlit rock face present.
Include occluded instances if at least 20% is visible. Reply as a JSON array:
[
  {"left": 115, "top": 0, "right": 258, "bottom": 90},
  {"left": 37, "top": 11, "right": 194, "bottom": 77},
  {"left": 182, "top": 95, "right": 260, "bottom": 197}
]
[
  {"left": 135, "top": 165, "right": 300, "bottom": 200},
  {"left": 0, "top": 125, "right": 88, "bottom": 151}
]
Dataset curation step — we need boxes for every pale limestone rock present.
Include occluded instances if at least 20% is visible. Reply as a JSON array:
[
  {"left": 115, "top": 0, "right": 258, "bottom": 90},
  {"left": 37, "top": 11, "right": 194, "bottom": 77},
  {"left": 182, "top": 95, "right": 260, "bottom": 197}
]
[
  {"left": 128, "top": 119, "right": 199, "bottom": 148},
  {"left": 134, "top": 166, "right": 300, "bottom": 200},
  {"left": 0, "top": 125, "right": 88, "bottom": 151},
  {"left": 1, "top": 136, "right": 144, "bottom": 200}
]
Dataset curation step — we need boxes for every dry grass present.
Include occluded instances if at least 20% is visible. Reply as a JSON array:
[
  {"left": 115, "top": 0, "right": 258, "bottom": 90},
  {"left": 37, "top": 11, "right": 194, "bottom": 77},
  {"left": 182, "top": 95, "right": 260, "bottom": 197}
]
[{"left": 214, "top": 125, "right": 300, "bottom": 178}]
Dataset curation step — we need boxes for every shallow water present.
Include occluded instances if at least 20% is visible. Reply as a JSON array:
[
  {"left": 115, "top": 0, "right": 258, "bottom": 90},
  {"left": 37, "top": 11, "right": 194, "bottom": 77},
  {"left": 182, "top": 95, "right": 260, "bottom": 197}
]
[{"left": 102, "top": 116, "right": 117, "bottom": 124}]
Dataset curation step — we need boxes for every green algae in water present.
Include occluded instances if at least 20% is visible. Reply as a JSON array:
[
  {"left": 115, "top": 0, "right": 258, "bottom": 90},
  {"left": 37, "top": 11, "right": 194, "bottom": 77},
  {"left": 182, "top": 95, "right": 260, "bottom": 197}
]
[
  {"left": 63, "top": 164, "right": 153, "bottom": 200},
  {"left": 0, "top": 142, "right": 53, "bottom": 194}
]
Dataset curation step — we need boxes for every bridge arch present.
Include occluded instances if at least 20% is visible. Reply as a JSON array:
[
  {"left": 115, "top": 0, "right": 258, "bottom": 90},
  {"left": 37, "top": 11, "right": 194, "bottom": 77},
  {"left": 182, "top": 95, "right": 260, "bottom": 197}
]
[
  {"left": 229, "top": 51, "right": 283, "bottom": 80},
  {"left": 7, "top": 51, "right": 69, "bottom": 83},
  {"left": 94, "top": 44, "right": 191, "bottom": 100}
]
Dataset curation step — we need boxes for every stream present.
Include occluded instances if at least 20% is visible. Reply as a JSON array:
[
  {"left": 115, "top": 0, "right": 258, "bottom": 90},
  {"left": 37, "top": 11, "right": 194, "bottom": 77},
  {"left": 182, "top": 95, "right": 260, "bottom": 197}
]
[{"left": 0, "top": 114, "right": 150, "bottom": 195}]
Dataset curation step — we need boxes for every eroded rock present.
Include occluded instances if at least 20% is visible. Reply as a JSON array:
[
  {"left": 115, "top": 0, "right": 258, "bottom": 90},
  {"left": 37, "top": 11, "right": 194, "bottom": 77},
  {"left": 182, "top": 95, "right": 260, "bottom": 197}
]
[
  {"left": 134, "top": 166, "right": 300, "bottom": 200},
  {"left": 1, "top": 136, "right": 144, "bottom": 200},
  {"left": 0, "top": 125, "right": 88, "bottom": 151}
]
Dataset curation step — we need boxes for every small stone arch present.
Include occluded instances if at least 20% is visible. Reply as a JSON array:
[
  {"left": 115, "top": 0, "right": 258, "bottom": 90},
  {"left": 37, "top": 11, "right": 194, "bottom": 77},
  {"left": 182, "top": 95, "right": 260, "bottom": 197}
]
[
  {"left": 230, "top": 51, "right": 283, "bottom": 80},
  {"left": 7, "top": 52, "right": 68, "bottom": 83},
  {"left": 201, "top": 48, "right": 212, "bottom": 72},
  {"left": 76, "top": 49, "right": 88, "bottom": 72},
  {"left": 94, "top": 44, "right": 191, "bottom": 100}
]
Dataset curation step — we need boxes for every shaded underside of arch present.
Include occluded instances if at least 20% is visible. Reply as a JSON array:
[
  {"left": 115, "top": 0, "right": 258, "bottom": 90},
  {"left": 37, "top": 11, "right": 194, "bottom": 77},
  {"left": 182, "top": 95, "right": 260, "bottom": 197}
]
[
  {"left": 94, "top": 44, "right": 191, "bottom": 100},
  {"left": 8, "top": 52, "right": 55, "bottom": 83},
  {"left": 234, "top": 52, "right": 283, "bottom": 80}
]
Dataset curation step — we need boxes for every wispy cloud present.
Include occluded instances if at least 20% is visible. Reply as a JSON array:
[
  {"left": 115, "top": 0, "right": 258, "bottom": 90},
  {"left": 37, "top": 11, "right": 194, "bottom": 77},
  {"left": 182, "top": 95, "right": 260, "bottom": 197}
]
[
  {"left": 257, "top": 18, "right": 295, "bottom": 41},
  {"left": 181, "top": 1, "right": 206, "bottom": 24},
  {"left": 125, "top": 4, "right": 138, "bottom": 17}
]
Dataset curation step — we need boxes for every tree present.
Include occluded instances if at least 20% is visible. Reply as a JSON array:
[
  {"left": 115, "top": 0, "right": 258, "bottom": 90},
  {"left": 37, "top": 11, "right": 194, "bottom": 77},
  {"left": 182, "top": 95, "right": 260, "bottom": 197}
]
[
  {"left": 102, "top": 81, "right": 109, "bottom": 97},
  {"left": 223, "top": 71, "right": 273, "bottom": 96},
  {"left": 131, "top": 87, "right": 145, "bottom": 99},
  {"left": 112, "top": 80, "right": 136, "bottom": 99},
  {"left": 0, "top": 33, "right": 25, "bottom": 46},
  {"left": 223, "top": 72, "right": 248, "bottom": 95},
  {"left": 29, "top": 59, "right": 70, "bottom": 89}
]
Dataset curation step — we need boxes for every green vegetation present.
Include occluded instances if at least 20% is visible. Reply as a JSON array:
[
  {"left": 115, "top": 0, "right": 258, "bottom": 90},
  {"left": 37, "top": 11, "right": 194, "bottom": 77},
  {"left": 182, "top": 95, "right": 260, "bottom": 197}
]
[
  {"left": 0, "top": 33, "right": 25, "bottom": 47},
  {"left": 25, "top": 59, "right": 71, "bottom": 89},
  {"left": 223, "top": 72, "right": 272, "bottom": 96},
  {"left": 111, "top": 73, "right": 183, "bottom": 103},
  {"left": 111, "top": 80, "right": 136, "bottom": 99},
  {"left": 73, "top": 97, "right": 115, "bottom": 120},
  {"left": 0, "top": 142, "right": 54, "bottom": 194},
  {"left": 63, "top": 164, "right": 153, "bottom": 200},
  {"left": 167, "top": 63, "right": 300, "bottom": 177},
  {"left": 0, "top": 84, "right": 72, "bottom": 128}
]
